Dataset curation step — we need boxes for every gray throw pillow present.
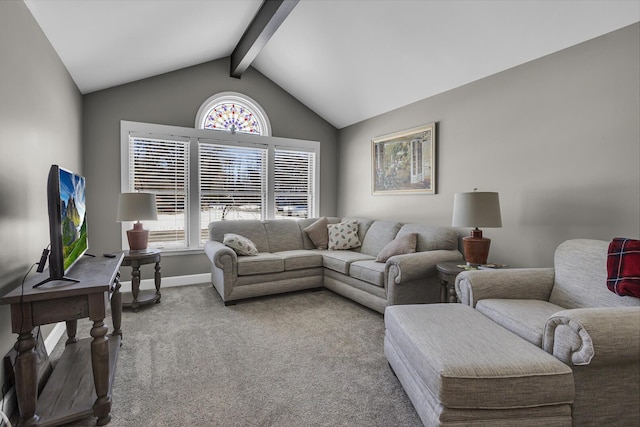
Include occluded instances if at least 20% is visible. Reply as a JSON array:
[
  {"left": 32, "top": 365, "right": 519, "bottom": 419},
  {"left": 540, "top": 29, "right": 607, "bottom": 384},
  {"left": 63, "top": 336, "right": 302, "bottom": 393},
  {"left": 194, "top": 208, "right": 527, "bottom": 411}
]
[
  {"left": 375, "top": 233, "right": 417, "bottom": 262},
  {"left": 304, "top": 217, "right": 329, "bottom": 249}
]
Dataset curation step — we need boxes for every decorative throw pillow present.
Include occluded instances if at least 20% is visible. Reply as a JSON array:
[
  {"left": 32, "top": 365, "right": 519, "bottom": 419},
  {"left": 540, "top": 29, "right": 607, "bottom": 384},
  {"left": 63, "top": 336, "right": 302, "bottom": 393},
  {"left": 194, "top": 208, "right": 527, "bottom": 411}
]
[
  {"left": 304, "top": 217, "right": 329, "bottom": 249},
  {"left": 327, "top": 220, "right": 361, "bottom": 250},
  {"left": 223, "top": 233, "right": 258, "bottom": 256},
  {"left": 606, "top": 237, "right": 640, "bottom": 298},
  {"left": 375, "top": 233, "right": 418, "bottom": 263}
]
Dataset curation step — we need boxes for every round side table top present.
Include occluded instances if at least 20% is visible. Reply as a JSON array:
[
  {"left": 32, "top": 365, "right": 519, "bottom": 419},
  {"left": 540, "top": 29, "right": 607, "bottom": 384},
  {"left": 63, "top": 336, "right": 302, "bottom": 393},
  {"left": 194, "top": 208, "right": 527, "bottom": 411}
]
[
  {"left": 436, "top": 261, "right": 467, "bottom": 275},
  {"left": 122, "top": 248, "right": 161, "bottom": 260}
]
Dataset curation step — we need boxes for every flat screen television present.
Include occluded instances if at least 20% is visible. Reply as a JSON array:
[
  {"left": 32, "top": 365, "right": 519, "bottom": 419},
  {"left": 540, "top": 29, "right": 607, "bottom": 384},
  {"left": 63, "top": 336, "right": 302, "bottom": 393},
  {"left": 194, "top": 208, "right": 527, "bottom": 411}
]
[{"left": 34, "top": 165, "right": 88, "bottom": 288}]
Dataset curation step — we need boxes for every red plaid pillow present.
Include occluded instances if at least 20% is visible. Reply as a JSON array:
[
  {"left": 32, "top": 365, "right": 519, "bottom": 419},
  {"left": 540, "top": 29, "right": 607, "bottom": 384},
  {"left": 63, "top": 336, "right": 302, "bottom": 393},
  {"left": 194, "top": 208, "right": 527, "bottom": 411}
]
[{"left": 607, "top": 238, "right": 640, "bottom": 298}]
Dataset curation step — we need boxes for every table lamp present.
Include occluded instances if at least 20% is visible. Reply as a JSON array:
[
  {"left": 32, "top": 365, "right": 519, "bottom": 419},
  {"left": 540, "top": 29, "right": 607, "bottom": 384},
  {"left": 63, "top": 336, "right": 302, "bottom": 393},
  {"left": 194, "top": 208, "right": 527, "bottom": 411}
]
[
  {"left": 117, "top": 192, "right": 158, "bottom": 251},
  {"left": 452, "top": 190, "right": 502, "bottom": 266}
]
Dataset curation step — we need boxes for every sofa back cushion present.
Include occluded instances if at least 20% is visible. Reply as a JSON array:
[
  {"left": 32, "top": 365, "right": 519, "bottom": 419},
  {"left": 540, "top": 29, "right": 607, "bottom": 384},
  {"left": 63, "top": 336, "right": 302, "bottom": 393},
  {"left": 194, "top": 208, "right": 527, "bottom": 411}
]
[
  {"left": 298, "top": 217, "right": 342, "bottom": 249},
  {"left": 396, "top": 224, "right": 459, "bottom": 251},
  {"left": 263, "top": 220, "right": 305, "bottom": 252},
  {"left": 359, "top": 220, "right": 402, "bottom": 257},
  {"left": 550, "top": 239, "right": 640, "bottom": 308},
  {"left": 209, "top": 220, "right": 270, "bottom": 252},
  {"left": 341, "top": 217, "right": 374, "bottom": 252}
]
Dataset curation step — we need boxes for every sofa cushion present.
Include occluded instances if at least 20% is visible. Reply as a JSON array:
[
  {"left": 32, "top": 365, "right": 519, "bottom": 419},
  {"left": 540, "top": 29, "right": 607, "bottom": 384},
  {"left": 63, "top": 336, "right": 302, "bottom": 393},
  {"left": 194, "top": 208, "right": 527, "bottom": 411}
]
[
  {"left": 273, "top": 250, "right": 323, "bottom": 271},
  {"left": 237, "top": 253, "right": 284, "bottom": 276},
  {"left": 223, "top": 233, "right": 259, "bottom": 256},
  {"left": 328, "top": 220, "right": 361, "bottom": 250},
  {"left": 322, "top": 250, "right": 375, "bottom": 275},
  {"left": 376, "top": 233, "right": 417, "bottom": 263},
  {"left": 209, "top": 220, "right": 270, "bottom": 252},
  {"left": 303, "top": 217, "right": 329, "bottom": 249},
  {"left": 396, "top": 223, "right": 459, "bottom": 251},
  {"left": 263, "top": 219, "right": 305, "bottom": 252},
  {"left": 360, "top": 220, "right": 402, "bottom": 257},
  {"left": 384, "top": 304, "right": 574, "bottom": 410},
  {"left": 350, "top": 260, "right": 386, "bottom": 287},
  {"left": 298, "top": 217, "right": 341, "bottom": 249},
  {"left": 342, "top": 217, "right": 374, "bottom": 250},
  {"left": 550, "top": 239, "right": 640, "bottom": 308},
  {"left": 476, "top": 299, "right": 563, "bottom": 347}
]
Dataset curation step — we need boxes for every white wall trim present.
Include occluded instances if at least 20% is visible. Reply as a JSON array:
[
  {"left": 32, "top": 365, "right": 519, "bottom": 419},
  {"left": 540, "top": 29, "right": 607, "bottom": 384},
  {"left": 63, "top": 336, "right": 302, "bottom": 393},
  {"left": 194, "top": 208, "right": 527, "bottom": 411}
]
[{"left": 118, "top": 273, "right": 209, "bottom": 293}]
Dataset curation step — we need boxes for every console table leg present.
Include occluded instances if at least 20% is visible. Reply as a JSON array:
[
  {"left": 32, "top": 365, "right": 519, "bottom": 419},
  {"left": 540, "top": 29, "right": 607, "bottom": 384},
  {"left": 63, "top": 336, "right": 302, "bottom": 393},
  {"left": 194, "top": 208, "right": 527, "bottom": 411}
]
[
  {"left": 14, "top": 331, "right": 40, "bottom": 427},
  {"left": 65, "top": 319, "right": 79, "bottom": 345},
  {"left": 111, "top": 275, "right": 123, "bottom": 339},
  {"left": 439, "top": 279, "right": 448, "bottom": 303},
  {"left": 90, "top": 320, "right": 111, "bottom": 426},
  {"left": 154, "top": 260, "right": 161, "bottom": 302},
  {"left": 131, "top": 266, "right": 141, "bottom": 312}
]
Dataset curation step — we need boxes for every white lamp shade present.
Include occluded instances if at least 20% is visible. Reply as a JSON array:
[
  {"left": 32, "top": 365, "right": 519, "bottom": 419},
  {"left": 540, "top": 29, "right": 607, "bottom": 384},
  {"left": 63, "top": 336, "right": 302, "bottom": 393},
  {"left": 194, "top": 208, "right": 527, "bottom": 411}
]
[
  {"left": 452, "top": 192, "right": 502, "bottom": 228},
  {"left": 117, "top": 193, "right": 158, "bottom": 222}
]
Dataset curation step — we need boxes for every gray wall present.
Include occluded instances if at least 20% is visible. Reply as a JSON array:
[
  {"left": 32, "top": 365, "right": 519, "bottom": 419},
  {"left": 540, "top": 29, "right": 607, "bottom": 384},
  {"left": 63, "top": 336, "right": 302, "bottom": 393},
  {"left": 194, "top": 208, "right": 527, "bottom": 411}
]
[
  {"left": 82, "top": 58, "right": 338, "bottom": 278},
  {"left": 337, "top": 23, "right": 640, "bottom": 267},
  {"left": 0, "top": 1, "right": 82, "bottom": 388}
]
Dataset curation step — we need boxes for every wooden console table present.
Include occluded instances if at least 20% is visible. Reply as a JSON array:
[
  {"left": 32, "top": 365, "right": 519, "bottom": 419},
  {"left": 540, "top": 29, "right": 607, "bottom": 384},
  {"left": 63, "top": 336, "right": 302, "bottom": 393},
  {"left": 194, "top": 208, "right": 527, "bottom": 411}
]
[
  {"left": 1, "top": 254, "right": 124, "bottom": 427},
  {"left": 120, "top": 249, "right": 161, "bottom": 312}
]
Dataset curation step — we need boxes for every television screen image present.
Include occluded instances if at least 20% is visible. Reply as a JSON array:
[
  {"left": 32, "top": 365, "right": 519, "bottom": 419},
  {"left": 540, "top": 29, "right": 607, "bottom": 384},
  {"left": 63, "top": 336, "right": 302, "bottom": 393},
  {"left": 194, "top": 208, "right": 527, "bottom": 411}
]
[
  {"left": 35, "top": 165, "right": 88, "bottom": 288},
  {"left": 58, "top": 167, "right": 88, "bottom": 271}
]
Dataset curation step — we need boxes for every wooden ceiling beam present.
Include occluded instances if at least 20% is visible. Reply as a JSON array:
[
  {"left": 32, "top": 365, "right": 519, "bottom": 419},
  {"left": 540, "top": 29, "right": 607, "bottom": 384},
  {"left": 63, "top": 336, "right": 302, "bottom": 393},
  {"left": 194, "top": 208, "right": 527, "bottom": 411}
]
[{"left": 230, "top": 0, "right": 299, "bottom": 79}]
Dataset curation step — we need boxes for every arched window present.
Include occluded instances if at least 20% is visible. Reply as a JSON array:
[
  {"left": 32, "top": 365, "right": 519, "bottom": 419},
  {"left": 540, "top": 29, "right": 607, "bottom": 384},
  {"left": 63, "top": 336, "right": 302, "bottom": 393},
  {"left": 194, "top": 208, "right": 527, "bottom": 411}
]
[{"left": 195, "top": 92, "right": 271, "bottom": 136}]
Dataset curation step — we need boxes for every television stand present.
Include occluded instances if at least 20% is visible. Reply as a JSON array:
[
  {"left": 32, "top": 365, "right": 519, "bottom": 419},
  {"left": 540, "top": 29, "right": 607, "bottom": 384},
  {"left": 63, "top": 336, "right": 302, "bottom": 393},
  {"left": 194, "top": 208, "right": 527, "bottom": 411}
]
[
  {"left": 32, "top": 275, "right": 79, "bottom": 289},
  {"left": 1, "top": 254, "right": 124, "bottom": 427}
]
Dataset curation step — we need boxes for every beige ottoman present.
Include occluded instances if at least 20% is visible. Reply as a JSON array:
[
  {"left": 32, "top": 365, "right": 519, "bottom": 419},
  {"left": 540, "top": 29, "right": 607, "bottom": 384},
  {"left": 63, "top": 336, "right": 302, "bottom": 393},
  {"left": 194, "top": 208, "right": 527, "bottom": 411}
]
[{"left": 384, "top": 304, "right": 574, "bottom": 426}]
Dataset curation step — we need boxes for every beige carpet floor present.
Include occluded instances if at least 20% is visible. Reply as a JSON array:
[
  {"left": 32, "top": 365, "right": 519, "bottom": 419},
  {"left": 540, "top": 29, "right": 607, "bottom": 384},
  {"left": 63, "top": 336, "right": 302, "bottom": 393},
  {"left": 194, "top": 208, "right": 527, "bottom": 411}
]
[{"left": 42, "top": 284, "right": 422, "bottom": 427}]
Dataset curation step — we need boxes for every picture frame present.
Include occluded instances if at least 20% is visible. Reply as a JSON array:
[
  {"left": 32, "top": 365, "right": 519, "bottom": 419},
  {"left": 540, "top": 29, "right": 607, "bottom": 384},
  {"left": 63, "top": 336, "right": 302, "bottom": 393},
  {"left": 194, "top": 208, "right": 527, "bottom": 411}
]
[{"left": 372, "top": 123, "right": 436, "bottom": 195}]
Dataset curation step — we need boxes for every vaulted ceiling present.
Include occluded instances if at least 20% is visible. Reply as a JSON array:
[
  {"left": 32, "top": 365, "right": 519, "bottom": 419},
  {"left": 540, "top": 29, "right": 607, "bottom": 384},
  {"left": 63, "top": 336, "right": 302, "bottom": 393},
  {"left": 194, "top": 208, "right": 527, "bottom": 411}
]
[{"left": 24, "top": 0, "right": 640, "bottom": 129}]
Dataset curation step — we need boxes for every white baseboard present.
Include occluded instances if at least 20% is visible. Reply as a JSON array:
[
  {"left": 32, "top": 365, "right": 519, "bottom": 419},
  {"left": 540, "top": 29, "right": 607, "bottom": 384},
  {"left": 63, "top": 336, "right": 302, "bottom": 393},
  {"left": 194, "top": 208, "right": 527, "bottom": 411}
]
[{"left": 118, "top": 273, "right": 209, "bottom": 293}]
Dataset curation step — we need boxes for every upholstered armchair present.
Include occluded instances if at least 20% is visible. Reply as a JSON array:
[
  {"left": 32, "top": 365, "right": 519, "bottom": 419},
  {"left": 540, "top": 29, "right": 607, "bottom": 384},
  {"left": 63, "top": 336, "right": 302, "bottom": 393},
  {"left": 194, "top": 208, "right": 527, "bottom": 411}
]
[{"left": 455, "top": 239, "right": 640, "bottom": 426}]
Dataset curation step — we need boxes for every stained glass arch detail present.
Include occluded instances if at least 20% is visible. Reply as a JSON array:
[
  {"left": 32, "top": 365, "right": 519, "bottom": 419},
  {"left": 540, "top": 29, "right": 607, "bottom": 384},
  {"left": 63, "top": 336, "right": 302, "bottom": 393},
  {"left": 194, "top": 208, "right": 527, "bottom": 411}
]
[{"left": 195, "top": 92, "right": 271, "bottom": 136}]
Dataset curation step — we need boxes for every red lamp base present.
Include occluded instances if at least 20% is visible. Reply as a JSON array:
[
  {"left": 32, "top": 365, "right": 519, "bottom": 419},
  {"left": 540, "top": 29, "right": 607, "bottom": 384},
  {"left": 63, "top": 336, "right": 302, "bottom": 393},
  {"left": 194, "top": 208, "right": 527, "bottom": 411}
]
[
  {"left": 463, "top": 228, "right": 491, "bottom": 266},
  {"left": 126, "top": 222, "right": 150, "bottom": 251}
]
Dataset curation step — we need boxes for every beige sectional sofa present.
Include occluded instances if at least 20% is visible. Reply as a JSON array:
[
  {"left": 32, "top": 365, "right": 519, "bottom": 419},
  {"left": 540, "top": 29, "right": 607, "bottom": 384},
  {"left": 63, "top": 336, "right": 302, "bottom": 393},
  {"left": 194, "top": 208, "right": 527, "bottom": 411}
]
[{"left": 204, "top": 217, "right": 462, "bottom": 313}]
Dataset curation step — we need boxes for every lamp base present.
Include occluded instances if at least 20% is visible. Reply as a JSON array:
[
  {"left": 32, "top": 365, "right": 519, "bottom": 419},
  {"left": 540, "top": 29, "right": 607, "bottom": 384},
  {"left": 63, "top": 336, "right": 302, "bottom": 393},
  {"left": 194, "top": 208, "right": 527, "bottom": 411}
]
[
  {"left": 126, "top": 222, "right": 150, "bottom": 251},
  {"left": 463, "top": 228, "right": 491, "bottom": 266}
]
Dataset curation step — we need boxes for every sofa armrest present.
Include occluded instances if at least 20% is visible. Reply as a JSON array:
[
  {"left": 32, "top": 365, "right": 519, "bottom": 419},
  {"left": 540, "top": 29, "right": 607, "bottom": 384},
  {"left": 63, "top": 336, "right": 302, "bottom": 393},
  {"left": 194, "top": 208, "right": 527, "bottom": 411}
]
[
  {"left": 455, "top": 268, "right": 555, "bottom": 307},
  {"left": 386, "top": 250, "right": 463, "bottom": 284},
  {"left": 204, "top": 240, "right": 237, "bottom": 271},
  {"left": 543, "top": 307, "right": 640, "bottom": 366}
]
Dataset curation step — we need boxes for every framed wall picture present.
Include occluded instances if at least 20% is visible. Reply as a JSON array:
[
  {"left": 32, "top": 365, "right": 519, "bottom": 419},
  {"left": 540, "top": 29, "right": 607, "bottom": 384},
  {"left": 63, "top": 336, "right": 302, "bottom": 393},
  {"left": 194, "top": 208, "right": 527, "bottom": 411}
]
[{"left": 372, "top": 123, "right": 436, "bottom": 195}]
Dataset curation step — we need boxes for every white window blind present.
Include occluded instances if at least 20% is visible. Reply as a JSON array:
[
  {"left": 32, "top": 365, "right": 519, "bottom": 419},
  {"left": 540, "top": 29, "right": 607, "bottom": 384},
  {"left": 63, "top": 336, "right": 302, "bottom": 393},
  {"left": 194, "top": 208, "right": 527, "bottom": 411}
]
[
  {"left": 128, "top": 136, "right": 190, "bottom": 249},
  {"left": 122, "top": 120, "right": 320, "bottom": 252},
  {"left": 199, "top": 142, "right": 267, "bottom": 243},
  {"left": 274, "top": 149, "right": 315, "bottom": 219}
]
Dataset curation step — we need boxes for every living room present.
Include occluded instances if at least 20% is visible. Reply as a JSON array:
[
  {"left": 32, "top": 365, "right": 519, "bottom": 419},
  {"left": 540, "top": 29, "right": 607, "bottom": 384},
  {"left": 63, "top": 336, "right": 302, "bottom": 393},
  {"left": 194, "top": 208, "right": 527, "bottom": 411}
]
[{"left": 1, "top": 1, "right": 639, "bottom": 426}]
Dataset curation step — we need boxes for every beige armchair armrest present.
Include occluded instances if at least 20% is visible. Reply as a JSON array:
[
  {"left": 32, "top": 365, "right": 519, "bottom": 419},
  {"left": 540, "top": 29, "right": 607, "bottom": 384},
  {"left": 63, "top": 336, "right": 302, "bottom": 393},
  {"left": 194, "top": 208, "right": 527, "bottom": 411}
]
[
  {"left": 543, "top": 307, "right": 640, "bottom": 366},
  {"left": 386, "top": 250, "right": 463, "bottom": 284},
  {"left": 455, "top": 268, "right": 555, "bottom": 307}
]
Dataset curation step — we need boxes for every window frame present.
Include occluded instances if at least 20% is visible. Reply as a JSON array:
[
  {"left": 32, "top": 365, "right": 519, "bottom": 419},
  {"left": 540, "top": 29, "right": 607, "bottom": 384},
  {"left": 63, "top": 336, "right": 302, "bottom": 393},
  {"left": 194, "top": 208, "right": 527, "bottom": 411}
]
[
  {"left": 120, "top": 120, "right": 320, "bottom": 254},
  {"left": 194, "top": 91, "right": 272, "bottom": 136}
]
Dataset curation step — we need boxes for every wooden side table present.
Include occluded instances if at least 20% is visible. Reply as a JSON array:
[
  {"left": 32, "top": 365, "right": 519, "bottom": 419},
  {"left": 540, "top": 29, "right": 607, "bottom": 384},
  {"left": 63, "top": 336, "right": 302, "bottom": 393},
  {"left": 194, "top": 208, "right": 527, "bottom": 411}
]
[
  {"left": 121, "top": 249, "right": 161, "bottom": 311},
  {"left": 436, "top": 261, "right": 466, "bottom": 303}
]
